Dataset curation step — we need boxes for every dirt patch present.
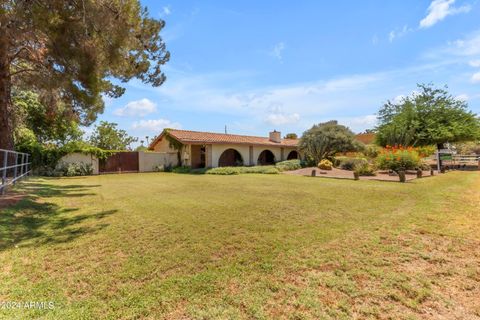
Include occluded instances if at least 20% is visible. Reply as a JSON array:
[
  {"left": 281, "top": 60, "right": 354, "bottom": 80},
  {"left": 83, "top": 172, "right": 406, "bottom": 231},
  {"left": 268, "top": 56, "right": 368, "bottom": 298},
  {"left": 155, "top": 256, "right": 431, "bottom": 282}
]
[
  {"left": 284, "top": 167, "right": 436, "bottom": 182},
  {"left": 0, "top": 192, "right": 26, "bottom": 209}
]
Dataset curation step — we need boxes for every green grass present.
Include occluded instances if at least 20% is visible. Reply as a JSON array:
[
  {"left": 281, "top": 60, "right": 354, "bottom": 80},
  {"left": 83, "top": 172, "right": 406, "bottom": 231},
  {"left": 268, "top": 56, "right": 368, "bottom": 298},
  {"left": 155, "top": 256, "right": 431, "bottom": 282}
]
[{"left": 1, "top": 172, "right": 479, "bottom": 319}]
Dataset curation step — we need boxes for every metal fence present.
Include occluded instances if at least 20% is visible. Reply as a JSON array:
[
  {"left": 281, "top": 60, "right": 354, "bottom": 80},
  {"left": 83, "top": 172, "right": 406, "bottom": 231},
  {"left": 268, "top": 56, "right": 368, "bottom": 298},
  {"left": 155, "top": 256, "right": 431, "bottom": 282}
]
[
  {"left": 452, "top": 154, "right": 480, "bottom": 163},
  {"left": 0, "top": 149, "right": 31, "bottom": 195}
]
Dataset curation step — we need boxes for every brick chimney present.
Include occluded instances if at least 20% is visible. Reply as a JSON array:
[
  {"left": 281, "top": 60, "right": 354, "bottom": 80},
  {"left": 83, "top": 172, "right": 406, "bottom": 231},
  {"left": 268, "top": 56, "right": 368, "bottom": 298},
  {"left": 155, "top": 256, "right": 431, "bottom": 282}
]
[{"left": 269, "top": 130, "right": 281, "bottom": 143}]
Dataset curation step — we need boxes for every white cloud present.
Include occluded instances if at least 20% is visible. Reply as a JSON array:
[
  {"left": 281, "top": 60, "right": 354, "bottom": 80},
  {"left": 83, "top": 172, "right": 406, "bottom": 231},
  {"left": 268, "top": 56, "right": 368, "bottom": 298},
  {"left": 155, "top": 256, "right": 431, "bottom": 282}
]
[
  {"left": 372, "top": 34, "right": 379, "bottom": 45},
  {"left": 420, "top": 0, "right": 471, "bottom": 29},
  {"left": 265, "top": 112, "right": 300, "bottom": 125},
  {"left": 161, "top": 6, "right": 171, "bottom": 16},
  {"left": 422, "top": 30, "right": 480, "bottom": 83},
  {"left": 456, "top": 93, "right": 469, "bottom": 101},
  {"left": 270, "top": 42, "right": 285, "bottom": 62},
  {"left": 444, "top": 32, "right": 480, "bottom": 57},
  {"left": 131, "top": 119, "right": 181, "bottom": 132},
  {"left": 113, "top": 98, "right": 157, "bottom": 117},
  {"left": 469, "top": 60, "right": 480, "bottom": 67},
  {"left": 340, "top": 115, "right": 378, "bottom": 133},
  {"left": 471, "top": 72, "right": 480, "bottom": 83},
  {"left": 393, "top": 95, "right": 406, "bottom": 104},
  {"left": 389, "top": 25, "right": 412, "bottom": 43}
]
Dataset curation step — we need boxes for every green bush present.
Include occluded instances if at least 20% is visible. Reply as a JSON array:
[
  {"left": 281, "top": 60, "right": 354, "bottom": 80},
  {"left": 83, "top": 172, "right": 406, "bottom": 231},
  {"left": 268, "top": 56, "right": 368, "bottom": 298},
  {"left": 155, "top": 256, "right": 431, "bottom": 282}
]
[
  {"left": 334, "top": 157, "right": 368, "bottom": 171},
  {"left": 206, "top": 167, "right": 240, "bottom": 175},
  {"left": 275, "top": 159, "right": 302, "bottom": 171},
  {"left": 241, "top": 166, "right": 279, "bottom": 174},
  {"left": 190, "top": 168, "right": 208, "bottom": 174},
  {"left": 418, "top": 160, "right": 432, "bottom": 171},
  {"left": 363, "top": 145, "right": 381, "bottom": 158},
  {"left": 318, "top": 159, "right": 333, "bottom": 170},
  {"left": 54, "top": 162, "right": 93, "bottom": 177},
  {"left": 16, "top": 139, "right": 115, "bottom": 175},
  {"left": 376, "top": 149, "right": 420, "bottom": 171},
  {"left": 172, "top": 166, "right": 192, "bottom": 174},
  {"left": 206, "top": 166, "right": 280, "bottom": 175},
  {"left": 354, "top": 163, "right": 376, "bottom": 176}
]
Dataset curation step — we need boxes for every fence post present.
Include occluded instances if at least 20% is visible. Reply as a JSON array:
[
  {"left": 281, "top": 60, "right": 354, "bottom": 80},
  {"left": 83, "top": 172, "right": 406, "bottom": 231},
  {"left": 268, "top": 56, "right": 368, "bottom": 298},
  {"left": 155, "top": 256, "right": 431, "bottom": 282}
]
[
  {"left": 20, "top": 153, "right": 25, "bottom": 177},
  {"left": 2, "top": 150, "right": 7, "bottom": 195},
  {"left": 26, "top": 154, "right": 29, "bottom": 176},
  {"left": 13, "top": 153, "right": 18, "bottom": 185}
]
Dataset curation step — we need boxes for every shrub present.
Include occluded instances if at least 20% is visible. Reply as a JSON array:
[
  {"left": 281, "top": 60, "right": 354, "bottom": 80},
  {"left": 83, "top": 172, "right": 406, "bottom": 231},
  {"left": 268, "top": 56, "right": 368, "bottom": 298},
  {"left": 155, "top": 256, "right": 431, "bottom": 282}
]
[
  {"left": 363, "top": 144, "right": 381, "bottom": 158},
  {"left": 354, "top": 163, "right": 376, "bottom": 176},
  {"left": 206, "top": 167, "right": 240, "bottom": 175},
  {"left": 190, "top": 168, "right": 208, "bottom": 174},
  {"left": 376, "top": 146, "right": 420, "bottom": 172},
  {"left": 172, "top": 166, "right": 192, "bottom": 174},
  {"left": 239, "top": 166, "right": 279, "bottom": 174},
  {"left": 416, "top": 145, "right": 436, "bottom": 157},
  {"left": 334, "top": 156, "right": 368, "bottom": 171},
  {"left": 206, "top": 166, "right": 280, "bottom": 175},
  {"left": 418, "top": 160, "right": 432, "bottom": 171},
  {"left": 275, "top": 159, "right": 302, "bottom": 171},
  {"left": 318, "top": 159, "right": 333, "bottom": 170},
  {"left": 54, "top": 162, "right": 93, "bottom": 177}
]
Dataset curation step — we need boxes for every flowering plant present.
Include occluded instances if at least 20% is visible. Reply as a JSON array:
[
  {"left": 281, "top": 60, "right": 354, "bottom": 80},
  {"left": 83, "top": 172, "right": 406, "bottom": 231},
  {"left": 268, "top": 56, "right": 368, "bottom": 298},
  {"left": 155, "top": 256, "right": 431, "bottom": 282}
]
[{"left": 376, "top": 145, "right": 421, "bottom": 172}]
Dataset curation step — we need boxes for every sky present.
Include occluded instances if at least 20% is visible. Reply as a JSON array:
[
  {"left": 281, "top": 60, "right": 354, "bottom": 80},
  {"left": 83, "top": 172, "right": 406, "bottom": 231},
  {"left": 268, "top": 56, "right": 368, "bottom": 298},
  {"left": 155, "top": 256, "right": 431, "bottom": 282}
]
[{"left": 90, "top": 0, "right": 480, "bottom": 145}]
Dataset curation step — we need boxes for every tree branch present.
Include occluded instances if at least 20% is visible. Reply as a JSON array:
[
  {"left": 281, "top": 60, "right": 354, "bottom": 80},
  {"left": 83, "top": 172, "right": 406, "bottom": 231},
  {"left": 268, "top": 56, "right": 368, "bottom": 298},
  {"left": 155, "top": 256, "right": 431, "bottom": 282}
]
[{"left": 10, "top": 68, "right": 38, "bottom": 77}]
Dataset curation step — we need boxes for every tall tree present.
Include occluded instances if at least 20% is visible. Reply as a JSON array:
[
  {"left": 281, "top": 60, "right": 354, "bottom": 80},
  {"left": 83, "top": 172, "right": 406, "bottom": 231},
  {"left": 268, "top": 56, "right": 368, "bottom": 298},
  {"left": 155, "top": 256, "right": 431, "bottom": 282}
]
[
  {"left": 0, "top": 0, "right": 169, "bottom": 150},
  {"left": 284, "top": 133, "right": 298, "bottom": 139},
  {"left": 299, "top": 121, "right": 363, "bottom": 164},
  {"left": 89, "top": 121, "right": 137, "bottom": 150},
  {"left": 13, "top": 90, "right": 83, "bottom": 145},
  {"left": 376, "top": 84, "right": 480, "bottom": 148}
]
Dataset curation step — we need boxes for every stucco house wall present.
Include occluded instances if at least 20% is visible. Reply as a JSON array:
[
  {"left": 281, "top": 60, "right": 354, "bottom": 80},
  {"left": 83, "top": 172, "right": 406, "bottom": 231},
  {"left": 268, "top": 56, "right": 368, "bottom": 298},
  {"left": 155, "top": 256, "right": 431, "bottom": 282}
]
[
  {"left": 252, "top": 146, "right": 281, "bottom": 165},
  {"left": 210, "top": 144, "right": 299, "bottom": 167},
  {"left": 138, "top": 151, "right": 178, "bottom": 172},
  {"left": 58, "top": 153, "right": 99, "bottom": 175},
  {"left": 211, "top": 144, "right": 251, "bottom": 167},
  {"left": 151, "top": 135, "right": 176, "bottom": 153}
]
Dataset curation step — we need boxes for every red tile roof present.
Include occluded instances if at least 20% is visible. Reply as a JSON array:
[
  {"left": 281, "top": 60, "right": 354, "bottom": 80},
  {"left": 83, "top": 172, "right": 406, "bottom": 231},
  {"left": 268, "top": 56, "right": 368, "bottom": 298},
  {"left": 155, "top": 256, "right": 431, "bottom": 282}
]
[
  {"left": 151, "top": 129, "right": 299, "bottom": 148},
  {"left": 355, "top": 133, "right": 376, "bottom": 144}
]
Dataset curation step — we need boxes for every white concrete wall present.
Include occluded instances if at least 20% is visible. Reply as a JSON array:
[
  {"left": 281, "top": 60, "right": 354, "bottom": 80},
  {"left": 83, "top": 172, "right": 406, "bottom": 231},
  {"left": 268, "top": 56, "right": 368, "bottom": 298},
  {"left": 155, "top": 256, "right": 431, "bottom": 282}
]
[
  {"left": 58, "top": 153, "right": 99, "bottom": 175},
  {"left": 138, "top": 151, "right": 178, "bottom": 172}
]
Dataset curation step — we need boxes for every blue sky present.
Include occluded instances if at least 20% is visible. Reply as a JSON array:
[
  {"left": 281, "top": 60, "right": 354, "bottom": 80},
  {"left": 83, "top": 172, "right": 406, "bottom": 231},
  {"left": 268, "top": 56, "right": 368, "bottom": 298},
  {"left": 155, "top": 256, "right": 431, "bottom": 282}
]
[{"left": 92, "top": 0, "right": 480, "bottom": 144}]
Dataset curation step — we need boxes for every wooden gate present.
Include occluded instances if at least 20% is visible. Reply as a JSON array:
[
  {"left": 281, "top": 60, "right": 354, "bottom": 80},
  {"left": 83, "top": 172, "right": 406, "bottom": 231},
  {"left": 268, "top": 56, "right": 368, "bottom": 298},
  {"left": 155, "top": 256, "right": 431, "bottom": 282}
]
[{"left": 99, "top": 152, "right": 139, "bottom": 173}]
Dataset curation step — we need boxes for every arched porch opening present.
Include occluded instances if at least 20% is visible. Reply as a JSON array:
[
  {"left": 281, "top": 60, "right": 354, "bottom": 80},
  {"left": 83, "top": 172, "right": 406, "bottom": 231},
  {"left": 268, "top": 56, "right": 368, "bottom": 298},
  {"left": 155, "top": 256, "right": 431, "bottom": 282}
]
[
  {"left": 287, "top": 150, "right": 299, "bottom": 160},
  {"left": 218, "top": 148, "right": 244, "bottom": 167},
  {"left": 257, "top": 150, "right": 275, "bottom": 165}
]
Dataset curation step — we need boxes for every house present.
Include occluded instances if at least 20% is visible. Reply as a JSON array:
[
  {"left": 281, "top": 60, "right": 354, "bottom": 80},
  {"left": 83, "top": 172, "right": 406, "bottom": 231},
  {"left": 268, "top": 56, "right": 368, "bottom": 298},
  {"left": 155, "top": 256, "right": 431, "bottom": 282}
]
[{"left": 149, "top": 129, "right": 300, "bottom": 168}]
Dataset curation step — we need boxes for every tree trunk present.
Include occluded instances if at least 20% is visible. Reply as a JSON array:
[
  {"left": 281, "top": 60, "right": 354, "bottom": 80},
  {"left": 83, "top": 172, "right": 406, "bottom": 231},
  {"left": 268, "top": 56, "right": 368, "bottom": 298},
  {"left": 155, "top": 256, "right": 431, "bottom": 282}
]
[
  {"left": 436, "top": 143, "right": 444, "bottom": 172},
  {"left": 0, "top": 31, "right": 14, "bottom": 151}
]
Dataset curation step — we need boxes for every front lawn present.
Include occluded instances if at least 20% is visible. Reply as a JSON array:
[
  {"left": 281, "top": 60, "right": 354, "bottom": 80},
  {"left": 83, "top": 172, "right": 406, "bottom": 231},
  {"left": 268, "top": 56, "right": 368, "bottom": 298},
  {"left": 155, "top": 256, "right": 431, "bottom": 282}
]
[{"left": 1, "top": 172, "right": 479, "bottom": 319}]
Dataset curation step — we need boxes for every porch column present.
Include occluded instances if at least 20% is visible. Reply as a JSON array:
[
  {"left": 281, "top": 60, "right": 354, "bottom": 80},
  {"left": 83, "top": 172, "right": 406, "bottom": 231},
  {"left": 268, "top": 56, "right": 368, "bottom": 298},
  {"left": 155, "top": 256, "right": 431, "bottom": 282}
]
[
  {"left": 249, "top": 146, "right": 253, "bottom": 166},
  {"left": 280, "top": 148, "right": 284, "bottom": 161},
  {"left": 206, "top": 144, "right": 212, "bottom": 168}
]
